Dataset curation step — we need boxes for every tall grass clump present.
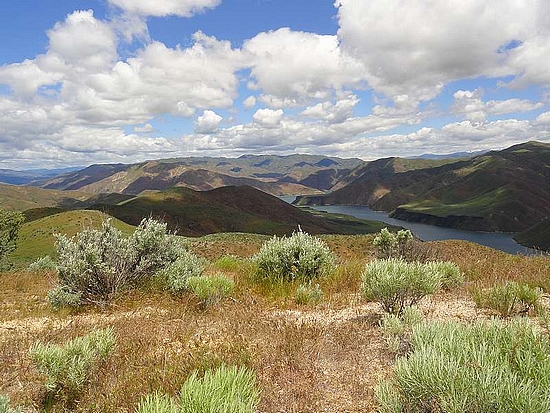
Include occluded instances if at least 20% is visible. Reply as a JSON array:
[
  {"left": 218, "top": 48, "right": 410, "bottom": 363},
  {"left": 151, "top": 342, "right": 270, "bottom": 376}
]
[
  {"left": 473, "top": 281, "right": 542, "bottom": 317},
  {"left": 136, "top": 366, "right": 259, "bottom": 413},
  {"left": 0, "top": 395, "right": 21, "bottom": 413},
  {"left": 29, "top": 327, "right": 116, "bottom": 405},
  {"left": 379, "top": 307, "right": 423, "bottom": 354},
  {"left": 156, "top": 250, "right": 206, "bottom": 295},
  {"left": 51, "top": 218, "right": 182, "bottom": 306},
  {"left": 361, "top": 259, "right": 442, "bottom": 315},
  {"left": 376, "top": 318, "right": 550, "bottom": 412},
  {"left": 295, "top": 281, "right": 324, "bottom": 305},
  {"left": 251, "top": 229, "right": 335, "bottom": 282},
  {"left": 186, "top": 274, "right": 235, "bottom": 306}
]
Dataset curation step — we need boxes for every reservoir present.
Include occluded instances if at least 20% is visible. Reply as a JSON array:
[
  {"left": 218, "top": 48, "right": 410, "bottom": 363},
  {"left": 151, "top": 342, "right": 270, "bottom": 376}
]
[{"left": 279, "top": 196, "right": 537, "bottom": 255}]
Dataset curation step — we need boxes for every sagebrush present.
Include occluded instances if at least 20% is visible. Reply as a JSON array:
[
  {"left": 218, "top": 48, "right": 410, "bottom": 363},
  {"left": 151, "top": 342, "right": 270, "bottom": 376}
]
[
  {"left": 52, "top": 218, "right": 182, "bottom": 306},
  {"left": 156, "top": 250, "right": 206, "bottom": 295},
  {"left": 252, "top": 230, "right": 335, "bottom": 282}
]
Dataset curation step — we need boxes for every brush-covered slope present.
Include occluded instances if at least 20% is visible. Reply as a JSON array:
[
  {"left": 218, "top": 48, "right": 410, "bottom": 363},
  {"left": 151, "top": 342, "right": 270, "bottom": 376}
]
[
  {"left": 515, "top": 218, "right": 550, "bottom": 251},
  {"left": 92, "top": 185, "right": 387, "bottom": 237},
  {"left": 12, "top": 210, "right": 135, "bottom": 264},
  {"left": 33, "top": 155, "right": 363, "bottom": 195},
  {"left": 296, "top": 141, "right": 550, "bottom": 232}
]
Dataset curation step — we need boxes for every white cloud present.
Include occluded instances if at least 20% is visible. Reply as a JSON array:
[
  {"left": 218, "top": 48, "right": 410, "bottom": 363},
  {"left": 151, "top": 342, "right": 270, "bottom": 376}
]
[
  {"left": 242, "top": 96, "right": 256, "bottom": 110},
  {"left": 452, "top": 89, "right": 544, "bottom": 122},
  {"left": 535, "top": 111, "right": 550, "bottom": 126},
  {"left": 107, "top": 0, "right": 221, "bottom": 17},
  {"left": 244, "top": 28, "right": 366, "bottom": 106},
  {"left": 301, "top": 95, "right": 359, "bottom": 123},
  {"left": 195, "top": 110, "right": 223, "bottom": 133},
  {"left": 335, "top": 0, "right": 550, "bottom": 103},
  {"left": 253, "top": 108, "right": 284, "bottom": 128},
  {"left": 134, "top": 123, "right": 155, "bottom": 133}
]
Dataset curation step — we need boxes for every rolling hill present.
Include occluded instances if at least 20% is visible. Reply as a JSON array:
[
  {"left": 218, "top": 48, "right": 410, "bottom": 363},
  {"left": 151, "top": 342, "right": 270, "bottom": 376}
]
[
  {"left": 296, "top": 141, "right": 550, "bottom": 233},
  {"left": 90, "top": 185, "right": 389, "bottom": 237},
  {"left": 33, "top": 154, "right": 364, "bottom": 196}
]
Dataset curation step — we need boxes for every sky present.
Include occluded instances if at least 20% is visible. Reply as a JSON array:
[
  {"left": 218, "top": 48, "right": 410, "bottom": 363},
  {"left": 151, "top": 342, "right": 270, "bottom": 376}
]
[{"left": 0, "top": 0, "right": 549, "bottom": 169}]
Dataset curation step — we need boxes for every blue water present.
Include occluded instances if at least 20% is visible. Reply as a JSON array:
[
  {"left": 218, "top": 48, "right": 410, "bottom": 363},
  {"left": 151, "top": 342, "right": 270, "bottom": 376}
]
[{"left": 278, "top": 196, "right": 537, "bottom": 255}]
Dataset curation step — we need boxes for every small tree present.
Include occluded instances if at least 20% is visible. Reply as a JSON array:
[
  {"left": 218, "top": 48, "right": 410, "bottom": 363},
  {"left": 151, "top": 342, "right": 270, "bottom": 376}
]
[{"left": 0, "top": 208, "right": 24, "bottom": 270}]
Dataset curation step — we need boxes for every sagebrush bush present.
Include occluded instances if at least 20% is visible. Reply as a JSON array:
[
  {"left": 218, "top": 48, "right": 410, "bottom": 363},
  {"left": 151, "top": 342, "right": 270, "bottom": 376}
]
[
  {"left": 136, "top": 366, "right": 259, "bottom": 413},
  {"left": 186, "top": 274, "right": 234, "bottom": 305},
  {"left": 361, "top": 259, "right": 441, "bottom": 315},
  {"left": 29, "top": 327, "right": 116, "bottom": 403},
  {"left": 473, "top": 281, "right": 542, "bottom": 316},
  {"left": 0, "top": 395, "right": 21, "bottom": 413},
  {"left": 295, "top": 281, "right": 324, "bottom": 305},
  {"left": 425, "top": 261, "right": 463, "bottom": 290},
  {"left": 156, "top": 250, "right": 206, "bottom": 295},
  {"left": 252, "top": 230, "right": 335, "bottom": 282},
  {"left": 28, "top": 255, "right": 57, "bottom": 272},
  {"left": 376, "top": 318, "right": 550, "bottom": 412},
  {"left": 373, "top": 227, "right": 434, "bottom": 262},
  {"left": 52, "top": 218, "right": 182, "bottom": 306}
]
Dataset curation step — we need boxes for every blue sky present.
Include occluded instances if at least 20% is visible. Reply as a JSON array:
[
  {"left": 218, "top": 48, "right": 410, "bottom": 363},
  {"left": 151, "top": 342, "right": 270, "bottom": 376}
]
[{"left": 0, "top": 0, "right": 549, "bottom": 168}]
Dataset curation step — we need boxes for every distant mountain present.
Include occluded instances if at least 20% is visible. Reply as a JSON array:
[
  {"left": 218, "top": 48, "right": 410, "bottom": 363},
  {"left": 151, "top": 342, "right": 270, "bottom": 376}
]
[
  {"left": 33, "top": 155, "right": 364, "bottom": 196},
  {"left": 408, "top": 150, "right": 487, "bottom": 160},
  {"left": 89, "top": 186, "right": 387, "bottom": 237},
  {"left": 0, "top": 166, "right": 83, "bottom": 185},
  {"left": 296, "top": 141, "right": 550, "bottom": 233}
]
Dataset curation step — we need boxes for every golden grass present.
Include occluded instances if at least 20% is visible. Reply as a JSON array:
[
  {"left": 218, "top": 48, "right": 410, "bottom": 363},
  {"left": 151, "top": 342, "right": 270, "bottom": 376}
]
[{"left": 1, "top": 237, "right": 549, "bottom": 412}]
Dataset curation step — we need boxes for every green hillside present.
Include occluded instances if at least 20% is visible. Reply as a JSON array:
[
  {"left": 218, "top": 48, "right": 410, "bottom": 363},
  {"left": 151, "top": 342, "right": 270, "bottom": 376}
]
[
  {"left": 91, "top": 185, "right": 389, "bottom": 237},
  {"left": 515, "top": 218, "right": 550, "bottom": 251},
  {"left": 298, "top": 141, "right": 550, "bottom": 232},
  {"left": 12, "top": 210, "right": 135, "bottom": 265}
]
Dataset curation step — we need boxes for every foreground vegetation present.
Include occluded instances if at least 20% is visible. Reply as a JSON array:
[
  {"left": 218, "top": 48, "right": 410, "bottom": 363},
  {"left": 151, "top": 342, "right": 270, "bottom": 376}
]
[{"left": 1, "top": 220, "right": 549, "bottom": 412}]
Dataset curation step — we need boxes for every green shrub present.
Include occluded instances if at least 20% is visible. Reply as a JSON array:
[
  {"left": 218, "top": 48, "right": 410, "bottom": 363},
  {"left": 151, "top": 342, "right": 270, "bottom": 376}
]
[
  {"left": 0, "top": 395, "right": 21, "bottom": 413},
  {"left": 136, "top": 392, "right": 178, "bottom": 413},
  {"left": 52, "top": 218, "right": 182, "bottom": 306},
  {"left": 473, "top": 281, "right": 542, "bottom": 317},
  {"left": 28, "top": 255, "right": 57, "bottom": 272},
  {"left": 295, "top": 281, "right": 324, "bottom": 305},
  {"left": 213, "top": 255, "right": 243, "bottom": 272},
  {"left": 376, "top": 318, "right": 550, "bottom": 412},
  {"left": 425, "top": 261, "right": 463, "bottom": 289},
  {"left": 373, "top": 228, "right": 413, "bottom": 259},
  {"left": 179, "top": 366, "right": 259, "bottom": 413},
  {"left": 0, "top": 208, "right": 24, "bottom": 270},
  {"left": 361, "top": 259, "right": 441, "bottom": 315},
  {"left": 157, "top": 251, "right": 206, "bottom": 295},
  {"left": 47, "top": 285, "right": 82, "bottom": 310},
  {"left": 252, "top": 230, "right": 335, "bottom": 282},
  {"left": 136, "top": 366, "right": 259, "bottom": 413},
  {"left": 379, "top": 307, "right": 423, "bottom": 354},
  {"left": 186, "top": 274, "right": 234, "bottom": 305},
  {"left": 29, "top": 327, "right": 116, "bottom": 403}
]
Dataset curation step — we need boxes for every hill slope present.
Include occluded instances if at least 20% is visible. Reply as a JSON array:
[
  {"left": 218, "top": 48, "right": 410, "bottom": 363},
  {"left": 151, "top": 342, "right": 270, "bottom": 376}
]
[
  {"left": 515, "top": 218, "right": 550, "bottom": 251},
  {"left": 91, "top": 186, "right": 388, "bottom": 237},
  {"left": 296, "top": 141, "right": 550, "bottom": 232}
]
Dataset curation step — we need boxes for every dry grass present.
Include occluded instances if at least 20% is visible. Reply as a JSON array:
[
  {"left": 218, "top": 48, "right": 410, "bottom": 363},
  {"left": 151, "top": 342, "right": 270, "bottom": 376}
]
[{"left": 1, "top": 237, "right": 549, "bottom": 412}]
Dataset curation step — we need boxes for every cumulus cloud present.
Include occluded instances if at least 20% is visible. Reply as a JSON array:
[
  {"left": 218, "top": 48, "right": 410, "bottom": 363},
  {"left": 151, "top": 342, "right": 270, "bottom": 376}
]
[
  {"left": 452, "top": 89, "right": 544, "bottom": 122},
  {"left": 107, "top": 0, "right": 221, "bottom": 17},
  {"left": 244, "top": 28, "right": 366, "bottom": 106},
  {"left": 253, "top": 108, "right": 284, "bottom": 128},
  {"left": 242, "top": 96, "right": 256, "bottom": 110},
  {"left": 301, "top": 95, "right": 359, "bottom": 123},
  {"left": 134, "top": 123, "right": 155, "bottom": 133},
  {"left": 335, "top": 0, "right": 550, "bottom": 104},
  {"left": 195, "top": 110, "right": 223, "bottom": 133}
]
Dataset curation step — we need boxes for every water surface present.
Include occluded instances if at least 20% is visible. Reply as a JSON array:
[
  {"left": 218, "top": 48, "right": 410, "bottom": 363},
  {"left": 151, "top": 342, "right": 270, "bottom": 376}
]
[{"left": 279, "top": 196, "right": 536, "bottom": 255}]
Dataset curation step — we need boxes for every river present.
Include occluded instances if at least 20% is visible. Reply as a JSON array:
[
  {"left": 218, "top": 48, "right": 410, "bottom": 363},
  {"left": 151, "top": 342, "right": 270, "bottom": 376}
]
[{"left": 279, "top": 196, "right": 537, "bottom": 255}]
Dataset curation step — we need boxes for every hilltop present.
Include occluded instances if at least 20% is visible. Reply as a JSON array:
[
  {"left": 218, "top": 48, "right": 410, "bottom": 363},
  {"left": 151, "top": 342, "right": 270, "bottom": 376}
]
[{"left": 296, "top": 141, "right": 550, "bottom": 237}]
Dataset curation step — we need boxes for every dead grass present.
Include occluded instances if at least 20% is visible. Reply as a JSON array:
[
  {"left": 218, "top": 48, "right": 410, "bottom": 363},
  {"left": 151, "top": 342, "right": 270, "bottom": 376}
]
[{"left": 1, "top": 237, "right": 549, "bottom": 412}]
